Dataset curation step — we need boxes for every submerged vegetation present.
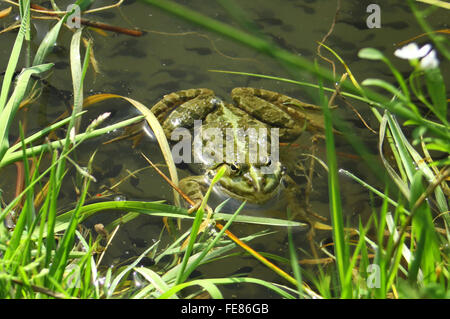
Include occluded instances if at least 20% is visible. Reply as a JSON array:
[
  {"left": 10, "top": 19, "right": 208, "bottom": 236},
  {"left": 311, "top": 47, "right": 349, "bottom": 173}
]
[{"left": 0, "top": 0, "right": 448, "bottom": 299}]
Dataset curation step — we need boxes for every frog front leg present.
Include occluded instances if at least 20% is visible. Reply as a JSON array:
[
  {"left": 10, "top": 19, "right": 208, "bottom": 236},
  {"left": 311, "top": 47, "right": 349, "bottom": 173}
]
[
  {"left": 179, "top": 175, "right": 210, "bottom": 209},
  {"left": 178, "top": 175, "right": 216, "bottom": 245},
  {"left": 150, "top": 88, "right": 220, "bottom": 139}
]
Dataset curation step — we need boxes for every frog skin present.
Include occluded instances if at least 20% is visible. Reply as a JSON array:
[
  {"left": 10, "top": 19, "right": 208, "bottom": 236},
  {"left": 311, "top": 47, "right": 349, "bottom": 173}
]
[{"left": 150, "top": 87, "right": 327, "bottom": 227}]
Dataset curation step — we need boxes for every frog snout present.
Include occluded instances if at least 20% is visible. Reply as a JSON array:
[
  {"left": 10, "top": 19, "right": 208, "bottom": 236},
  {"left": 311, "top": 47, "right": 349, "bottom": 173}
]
[{"left": 248, "top": 166, "right": 265, "bottom": 192}]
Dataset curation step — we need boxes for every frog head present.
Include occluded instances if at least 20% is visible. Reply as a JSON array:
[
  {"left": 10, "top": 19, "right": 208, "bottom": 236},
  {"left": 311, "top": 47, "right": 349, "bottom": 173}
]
[{"left": 206, "top": 160, "right": 285, "bottom": 204}]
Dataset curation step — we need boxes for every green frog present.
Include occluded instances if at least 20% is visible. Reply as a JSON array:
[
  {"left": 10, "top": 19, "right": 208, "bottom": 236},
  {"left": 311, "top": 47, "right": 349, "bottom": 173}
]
[{"left": 150, "top": 87, "right": 327, "bottom": 230}]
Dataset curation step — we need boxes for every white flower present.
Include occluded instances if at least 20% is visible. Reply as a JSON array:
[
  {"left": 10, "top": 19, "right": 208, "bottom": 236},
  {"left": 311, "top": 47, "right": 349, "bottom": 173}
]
[
  {"left": 394, "top": 43, "right": 431, "bottom": 60},
  {"left": 420, "top": 49, "right": 439, "bottom": 70}
]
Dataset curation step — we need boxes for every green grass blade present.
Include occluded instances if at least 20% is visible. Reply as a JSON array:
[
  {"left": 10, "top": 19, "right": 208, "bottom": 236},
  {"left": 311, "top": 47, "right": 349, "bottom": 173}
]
[
  {"left": 0, "top": 115, "right": 143, "bottom": 168},
  {"left": 385, "top": 211, "right": 408, "bottom": 292},
  {"left": 70, "top": 28, "right": 90, "bottom": 133},
  {"left": 0, "top": 63, "right": 54, "bottom": 161},
  {"left": 317, "top": 64, "right": 350, "bottom": 298},
  {"left": 361, "top": 78, "right": 408, "bottom": 102},
  {"left": 106, "top": 242, "right": 159, "bottom": 298},
  {"left": 424, "top": 68, "right": 447, "bottom": 124},
  {"left": 339, "top": 169, "right": 402, "bottom": 210},
  {"left": 287, "top": 208, "right": 302, "bottom": 297},
  {"left": 159, "top": 278, "right": 296, "bottom": 299},
  {"left": 132, "top": 267, "right": 175, "bottom": 299},
  {"left": 408, "top": 171, "right": 441, "bottom": 284},
  {"left": 19, "top": 124, "right": 34, "bottom": 230},
  {"left": 381, "top": 58, "right": 412, "bottom": 105},
  {"left": 4, "top": 111, "right": 86, "bottom": 156},
  {"left": 175, "top": 166, "right": 227, "bottom": 285},
  {"left": 45, "top": 200, "right": 305, "bottom": 239},
  {"left": 163, "top": 280, "right": 223, "bottom": 299},
  {"left": 385, "top": 112, "right": 417, "bottom": 185},
  {"left": 395, "top": 122, "right": 449, "bottom": 215},
  {"left": 44, "top": 150, "right": 59, "bottom": 268},
  {"left": 32, "top": 15, "right": 66, "bottom": 66},
  {"left": 180, "top": 200, "right": 245, "bottom": 283},
  {"left": 378, "top": 112, "right": 410, "bottom": 198},
  {"left": 0, "top": 0, "right": 30, "bottom": 112},
  {"left": 48, "top": 178, "right": 91, "bottom": 284},
  {"left": 48, "top": 151, "right": 95, "bottom": 285}
]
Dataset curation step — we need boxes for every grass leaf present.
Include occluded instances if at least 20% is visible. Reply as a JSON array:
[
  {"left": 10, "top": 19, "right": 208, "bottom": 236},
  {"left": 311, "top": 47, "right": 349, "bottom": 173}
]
[
  {"left": 0, "top": 63, "right": 53, "bottom": 161},
  {"left": 0, "top": 0, "right": 30, "bottom": 112},
  {"left": 358, "top": 48, "right": 385, "bottom": 60}
]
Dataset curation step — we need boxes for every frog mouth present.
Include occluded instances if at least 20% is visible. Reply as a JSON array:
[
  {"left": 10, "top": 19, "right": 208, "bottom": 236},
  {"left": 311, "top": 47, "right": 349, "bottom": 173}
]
[
  {"left": 217, "top": 182, "right": 283, "bottom": 204},
  {"left": 216, "top": 174, "right": 284, "bottom": 204}
]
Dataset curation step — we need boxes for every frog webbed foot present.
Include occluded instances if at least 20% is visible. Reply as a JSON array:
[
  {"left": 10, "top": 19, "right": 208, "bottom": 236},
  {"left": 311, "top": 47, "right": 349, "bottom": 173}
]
[
  {"left": 284, "top": 176, "right": 328, "bottom": 237},
  {"left": 187, "top": 200, "right": 213, "bottom": 216},
  {"left": 288, "top": 205, "right": 321, "bottom": 237},
  {"left": 179, "top": 176, "right": 213, "bottom": 215}
]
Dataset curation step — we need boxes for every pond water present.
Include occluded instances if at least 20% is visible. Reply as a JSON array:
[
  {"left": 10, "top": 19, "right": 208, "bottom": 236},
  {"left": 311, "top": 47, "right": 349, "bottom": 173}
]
[{"left": 0, "top": 0, "right": 448, "bottom": 298}]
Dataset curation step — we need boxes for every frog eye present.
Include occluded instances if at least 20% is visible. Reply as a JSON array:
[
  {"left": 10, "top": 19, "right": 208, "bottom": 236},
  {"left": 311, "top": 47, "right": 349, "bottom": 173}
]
[{"left": 230, "top": 162, "right": 240, "bottom": 173}]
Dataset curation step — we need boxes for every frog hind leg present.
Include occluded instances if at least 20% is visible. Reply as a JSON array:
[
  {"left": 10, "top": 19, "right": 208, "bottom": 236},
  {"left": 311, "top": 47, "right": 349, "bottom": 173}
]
[{"left": 231, "top": 87, "right": 325, "bottom": 139}]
